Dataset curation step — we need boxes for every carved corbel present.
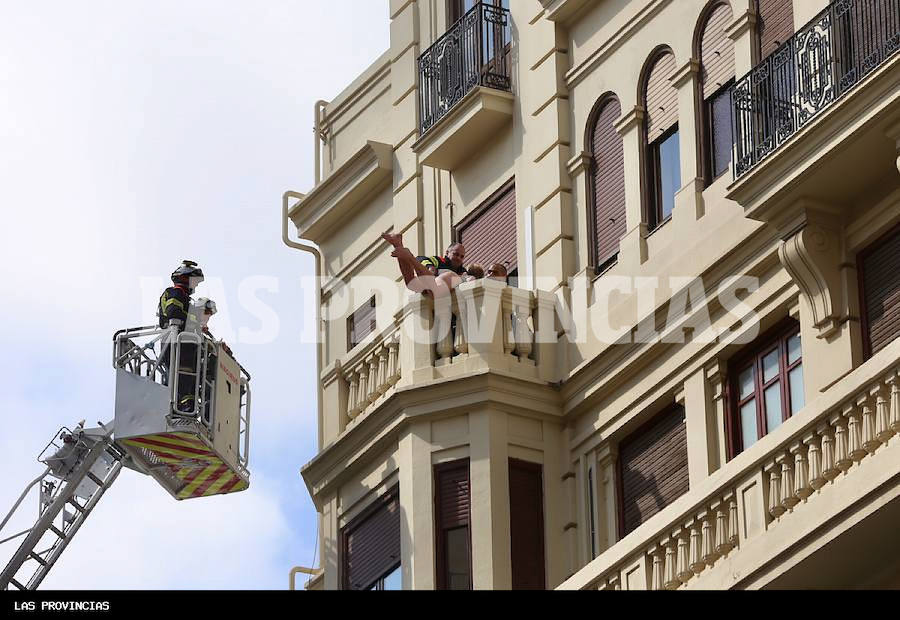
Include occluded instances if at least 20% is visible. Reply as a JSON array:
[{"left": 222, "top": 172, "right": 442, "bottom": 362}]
[{"left": 775, "top": 204, "right": 846, "bottom": 339}]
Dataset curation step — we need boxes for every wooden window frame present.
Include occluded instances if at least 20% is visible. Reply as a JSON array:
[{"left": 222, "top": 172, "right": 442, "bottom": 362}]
[
  {"left": 725, "top": 318, "right": 802, "bottom": 459},
  {"left": 858, "top": 221, "right": 900, "bottom": 360},
  {"left": 340, "top": 485, "right": 401, "bottom": 591},
  {"left": 646, "top": 123, "right": 680, "bottom": 231},
  {"left": 434, "top": 459, "right": 472, "bottom": 591},
  {"left": 347, "top": 296, "right": 376, "bottom": 352},
  {"left": 702, "top": 79, "right": 735, "bottom": 186}
]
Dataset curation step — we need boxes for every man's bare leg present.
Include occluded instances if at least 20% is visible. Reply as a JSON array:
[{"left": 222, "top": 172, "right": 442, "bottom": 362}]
[{"left": 382, "top": 232, "right": 434, "bottom": 285}]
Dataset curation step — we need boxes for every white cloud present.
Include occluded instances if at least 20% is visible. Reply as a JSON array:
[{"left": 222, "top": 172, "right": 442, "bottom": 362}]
[{"left": 0, "top": 0, "right": 389, "bottom": 590}]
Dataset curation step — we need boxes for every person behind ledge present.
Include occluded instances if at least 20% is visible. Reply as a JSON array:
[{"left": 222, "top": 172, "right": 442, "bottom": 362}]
[
  {"left": 382, "top": 232, "right": 467, "bottom": 298},
  {"left": 485, "top": 263, "right": 508, "bottom": 283}
]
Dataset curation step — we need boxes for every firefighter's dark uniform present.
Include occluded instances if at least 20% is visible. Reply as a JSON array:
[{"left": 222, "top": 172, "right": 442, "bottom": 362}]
[{"left": 158, "top": 285, "right": 197, "bottom": 414}]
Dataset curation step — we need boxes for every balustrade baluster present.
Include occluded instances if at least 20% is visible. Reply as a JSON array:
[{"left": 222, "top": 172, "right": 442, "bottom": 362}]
[
  {"left": 701, "top": 513, "right": 719, "bottom": 567},
  {"left": 453, "top": 300, "right": 468, "bottom": 355},
  {"left": 833, "top": 412, "right": 853, "bottom": 473},
  {"left": 377, "top": 348, "right": 390, "bottom": 395},
  {"left": 779, "top": 455, "right": 799, "bottom": 511},
  {"left": 676, "top": 530, "right": 693, "bottom": 585},
  {"left": 651, "top": 547, "right": 665, "bottom": 591},
  {"left": 793, "top": 442, "right": 813, "bottom": 501},
  {"left": 388, "top": 338, "right": 401, "bottom": 385},
  {"left": 820, "top": 424, "right": 840, "bottom": 481},
  {"left": 663, "top": 540, "right": 680, "bottom": 590},
  {"left": 874, "top": 383, "right": 894, "bottom": 444},
  {"left": 727, "top": 498, "right": 739, "bottom": 548},
  {"left": 714, "top": 503, "right": 732, "bottom": 555},
  {"left": 848, "top": 399, "right": 868, "bottom": 462},
  {"left": 890, "top": 373, "right": 900, "bottom": 435},
  {"left": 861, "top": 392, "right": 881, "bottom": 454},
  {"left": 768, "top": 465, "right": 785, "bottom": 518},
  {"left": 367, "top": 357, "right": 379, "bottom": 403},
  {"left": 690, "top": 519, "right": 705, "bottom": 576},
  {"left": 347, "top": 371, "right": 359, "bottom": 420},
  {"left": 357, "top": 365, "right": 369, "bottom": 415},
  {"left": 806, "top": 432, "right": 826, "bottom": 491}
]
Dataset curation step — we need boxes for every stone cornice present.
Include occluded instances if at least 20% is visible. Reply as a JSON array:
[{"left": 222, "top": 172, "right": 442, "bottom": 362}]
[
  {"left": 300, "top": 370, "right": 562, "bottom": 508},
  {"left": 288, "top": 140, "right": 393, "bottom": 244}
]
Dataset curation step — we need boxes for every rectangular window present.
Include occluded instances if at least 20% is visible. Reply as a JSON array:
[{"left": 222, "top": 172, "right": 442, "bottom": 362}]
[
  {"left": 728, "top": 320, "right": 804, "bottom": 456},
  {"left": 649, "top": 126, "right": 681, "bottom": 229},
  {"left": 347, "top": 296, "right": 376, "bottom": 351},
  {"left": 707, "top": 82, "right": 734, "bottom": 182},
  {"left": 342, "top": 486, "right": 401, "bottom": 590},
  {"left": 617, "top": 405, "right": 689, "bottom": 538},
  {"left": 435, "top": 460, "right": 472, "bottom": 590},
  {"left": 859, "top": 224, "right": 900, "bottom": 358},
  {"left": 509, "top": 459, "right": 545, "bottom": 589}
]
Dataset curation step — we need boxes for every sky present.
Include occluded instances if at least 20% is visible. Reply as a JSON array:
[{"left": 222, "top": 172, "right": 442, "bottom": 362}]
[{"left": 0, "top": 1, "right": 389, "bottom": 590}]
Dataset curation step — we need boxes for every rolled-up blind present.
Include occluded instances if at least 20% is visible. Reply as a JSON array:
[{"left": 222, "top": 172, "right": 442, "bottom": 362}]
[
  {"left": 861, "top": 225, "right": 900, "bottom": 358},
  {"left": 619, "top": 405, "right": 689, "bottom": 537},
  {"left": 757, "top": 0, "right": 794, "bottom": 59},
  {"left": 457, "top": 181, "right": 517, "bottom": 273},
  {"left": 343, "top": 488, "right": 401, "bottom": 590},
  {"left": 700, "top": 3, "right": 735, "bottom": 99},
  {"left": 644, "top": 51, "right": 679, "bottom": 143},
  {"left": 590, "top": 97, "right": 626, "bottom": 267}
]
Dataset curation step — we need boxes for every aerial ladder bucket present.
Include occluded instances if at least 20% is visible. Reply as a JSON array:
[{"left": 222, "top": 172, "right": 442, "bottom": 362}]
[
  {"left": 1, "top": 324, "right": 252, "bottom": 590},
  {"left": 112, "top": 325, "right": 251, "bottom": 500}
]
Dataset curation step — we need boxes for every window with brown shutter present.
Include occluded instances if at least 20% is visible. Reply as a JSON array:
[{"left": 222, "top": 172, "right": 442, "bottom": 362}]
[
  {"left": 642, "top": 50, "right": 681, "bottom": 230},
  {"left": 434, "top": 460, "right": 472, "bottom": 590},
  {"left": 587, "top": 95, "right": 626, "bottom": 272},
  {"left": 509, "top": 459, "right": 545, "bottom": 589},
  {"left": 617, "top": 405, "right": 689, "bottom": 538},
  {"left": 455, "top": 179, "right": 517, "bottom": 276},
  {"left": 347, "top": 296, "right": 376, "bottom": 351},
  {"left": 860, "top": 224, "right": 900, "bottom": 359},
  {"left": 342, "top": 486, "right": 401, "bottom": 590},
  {"left": 756, "top": 0, "right": 795, "bottom": 60},
  {"left": 698, "top": 2, "right": 735, "bottom": 183}
]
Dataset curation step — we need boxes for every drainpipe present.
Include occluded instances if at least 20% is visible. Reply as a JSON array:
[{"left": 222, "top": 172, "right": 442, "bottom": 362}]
[
  {"left": 282, "top": 189, "right": 326, "bottom": 577},
  {"left": 313, "top": 100, "right": 328, "bottom": 185}
]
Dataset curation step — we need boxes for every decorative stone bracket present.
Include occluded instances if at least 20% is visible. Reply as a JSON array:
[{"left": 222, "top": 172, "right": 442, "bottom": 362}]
[{"left": 775, "top": 204, "right": 848, "bottom": 339}]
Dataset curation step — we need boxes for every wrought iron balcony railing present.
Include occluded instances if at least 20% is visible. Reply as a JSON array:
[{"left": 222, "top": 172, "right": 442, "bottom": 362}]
[
  {"left": 731, "top": 0, "right": 900, "bottom": 179},
  {"left": 418, "top": 2, "right": 512, "bottom": 136}
]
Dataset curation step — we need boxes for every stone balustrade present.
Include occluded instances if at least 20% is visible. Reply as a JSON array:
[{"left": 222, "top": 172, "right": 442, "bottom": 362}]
[
  {"left": 341, "top": 325, "right": 401, "bottom": 424},
  {"left": 564, "top": 338, "right": 900, "bottom": 590},
  {"left": 399, "top": 279, "right": 563, "bottom": 386}
]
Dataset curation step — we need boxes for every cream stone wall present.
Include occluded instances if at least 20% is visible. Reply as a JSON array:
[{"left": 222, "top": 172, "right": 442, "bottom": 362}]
[{"left": 296, "top": 0, "right": 900, "bottom": 590}]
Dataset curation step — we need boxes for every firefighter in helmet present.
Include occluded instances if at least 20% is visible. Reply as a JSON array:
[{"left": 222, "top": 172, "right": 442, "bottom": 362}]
[{"left": 158, "top": 260, "right": 205, "bottom": 414}]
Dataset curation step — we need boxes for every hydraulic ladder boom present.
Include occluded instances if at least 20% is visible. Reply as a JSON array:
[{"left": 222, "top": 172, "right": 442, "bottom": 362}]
[{"left": 0, "top": 423, "right": 124, "bottom": 591}]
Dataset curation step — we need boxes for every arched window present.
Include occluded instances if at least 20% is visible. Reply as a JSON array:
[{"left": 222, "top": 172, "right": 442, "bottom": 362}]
[
  {"left": 642, "top": 49, "right": 680, "bottom": 231},
  {"left": 586, "top": 95, "right": 625, "bottom": 272},
  {"left": 697, "top": 2, "right": 736, "bottom": 183}
]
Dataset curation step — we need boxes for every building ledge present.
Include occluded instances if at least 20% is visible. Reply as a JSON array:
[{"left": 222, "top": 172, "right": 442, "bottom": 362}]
[
  {"left": 288, "top": 140, "right": 393, "bottom": 244},
  {"left": 412, "top": 87, "right": 514, "bottom": 170},
  {"left": 540, "top": 0, "right": 594, "bottom": 25}
]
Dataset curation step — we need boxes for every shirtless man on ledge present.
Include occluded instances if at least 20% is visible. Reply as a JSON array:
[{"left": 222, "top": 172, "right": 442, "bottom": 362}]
[{"left": 381, "top": 232, "right": 466, "bottom": 298}]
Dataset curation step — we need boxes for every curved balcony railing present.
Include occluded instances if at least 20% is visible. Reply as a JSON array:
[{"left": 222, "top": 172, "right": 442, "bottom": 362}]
[
  {"left": 418, "top": 2, "right": 512, "bottom": 136},
  {"left": 731, "top": 0, "right": 899, "bottom": 178}
]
